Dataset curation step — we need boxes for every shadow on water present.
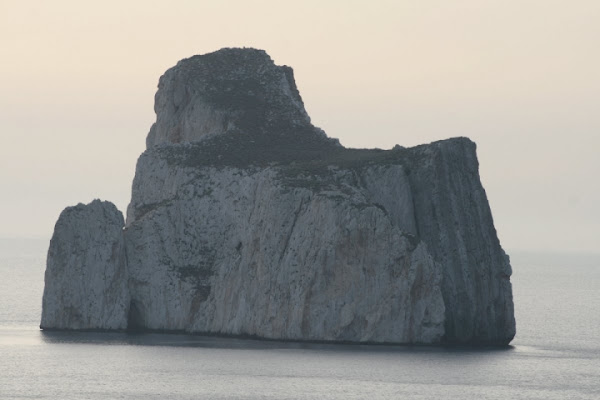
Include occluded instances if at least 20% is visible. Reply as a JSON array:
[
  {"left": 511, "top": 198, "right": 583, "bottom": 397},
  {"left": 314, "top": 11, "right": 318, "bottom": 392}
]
[{"left": 40, "top": 329, "right": 514, "bottom": 355}]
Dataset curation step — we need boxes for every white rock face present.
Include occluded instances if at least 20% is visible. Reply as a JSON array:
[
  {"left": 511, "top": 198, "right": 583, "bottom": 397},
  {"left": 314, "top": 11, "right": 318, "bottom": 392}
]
[
  {"left": 125, "top": 163, "right": 445, "bottom": 343},
  {"left": 41, "top": 200, "right": 129, "bottom": 330},
  {"left": 41, "top": 48, "right": 515, "bottom": 345}
]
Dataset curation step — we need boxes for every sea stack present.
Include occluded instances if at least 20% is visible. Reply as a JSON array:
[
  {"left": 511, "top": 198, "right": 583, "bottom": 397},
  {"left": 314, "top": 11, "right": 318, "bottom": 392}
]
[{"left": 41, "top": 48, "right": 515, "bottom": 345}]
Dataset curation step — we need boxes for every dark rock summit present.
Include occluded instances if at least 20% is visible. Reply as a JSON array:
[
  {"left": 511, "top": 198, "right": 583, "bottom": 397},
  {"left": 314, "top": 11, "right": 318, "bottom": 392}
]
[
  {"left": 41, "top": 48, "right": 515, "bottom": 345},
  {"left": 147, "top": 48, "right": 326, "bottom": 148}
]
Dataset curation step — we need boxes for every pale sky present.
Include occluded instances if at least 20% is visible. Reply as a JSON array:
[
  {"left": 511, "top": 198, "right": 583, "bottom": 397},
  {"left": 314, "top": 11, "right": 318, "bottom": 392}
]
[{"left": 1, "top": 1, "right": 598, "bottom": 254}]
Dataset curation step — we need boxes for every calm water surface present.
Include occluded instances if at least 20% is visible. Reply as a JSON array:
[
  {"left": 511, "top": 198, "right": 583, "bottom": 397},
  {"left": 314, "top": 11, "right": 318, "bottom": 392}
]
[{"left": 1, "top": 239, "right": 598, "bottom": 399}]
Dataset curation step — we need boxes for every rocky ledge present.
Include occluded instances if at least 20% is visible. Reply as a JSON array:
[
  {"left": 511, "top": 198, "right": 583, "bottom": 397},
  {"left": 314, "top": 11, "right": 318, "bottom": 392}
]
[{"left": 41, "top": 48, "right": 515, "bottom": 345}]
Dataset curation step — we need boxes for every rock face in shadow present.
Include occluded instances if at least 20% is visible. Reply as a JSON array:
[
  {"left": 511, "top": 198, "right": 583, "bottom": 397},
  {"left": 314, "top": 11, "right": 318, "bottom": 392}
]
[
  {"left": 41, "top": 48, "right": 515, "bottom": 345},
  {"left": 41, "top": 200, "right": 129, "bottom": 330},
  {"left": 404, "top": 140, "right": 515, "bottom": 344}
]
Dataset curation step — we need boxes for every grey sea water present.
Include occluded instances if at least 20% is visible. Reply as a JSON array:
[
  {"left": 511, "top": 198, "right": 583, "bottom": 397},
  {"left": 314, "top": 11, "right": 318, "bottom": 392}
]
[{"left": 1, "top": 238, "right": 598, "bottom": 399}]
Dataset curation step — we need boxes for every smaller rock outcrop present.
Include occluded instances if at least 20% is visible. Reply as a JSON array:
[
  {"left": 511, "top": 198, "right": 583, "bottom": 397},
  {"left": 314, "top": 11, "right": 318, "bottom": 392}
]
[{"left": 40, "top": 200, "right": 129, "bottom": 330}]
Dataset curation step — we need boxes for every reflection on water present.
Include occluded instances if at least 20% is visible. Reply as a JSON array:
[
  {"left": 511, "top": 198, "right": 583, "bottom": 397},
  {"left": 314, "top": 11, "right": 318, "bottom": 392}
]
[
  {"left": 40, "top": 329, "right": 515, "bottom": 353},
  {"left": 40, "top": 330, "right": 514, "bottom": 353}
]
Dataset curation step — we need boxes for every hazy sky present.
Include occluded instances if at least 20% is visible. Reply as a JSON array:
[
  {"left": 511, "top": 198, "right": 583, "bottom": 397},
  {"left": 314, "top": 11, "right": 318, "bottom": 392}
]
[{"left": 1, "top": 1, "right": 598, "bottom": 254}]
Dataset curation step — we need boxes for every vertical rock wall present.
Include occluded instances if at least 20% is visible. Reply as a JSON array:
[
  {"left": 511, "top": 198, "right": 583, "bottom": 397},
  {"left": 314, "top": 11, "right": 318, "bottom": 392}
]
[
  {"left": 41, "top": 200, "right": 129, "bottom": 330},
  {"left": 124, "top": 165, "right": 446, "bottom": 343},
  {"left": 406, "top": 138, "right": 515, "bottom": 344}
]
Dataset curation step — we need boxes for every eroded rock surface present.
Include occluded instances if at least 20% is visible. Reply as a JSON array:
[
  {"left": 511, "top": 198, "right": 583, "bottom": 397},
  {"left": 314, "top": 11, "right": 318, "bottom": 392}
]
[
  {"left": 42, "top": 48, "right": 515, "bottom": 345},
  {"left": 125, "top": 163, "right": 445, "bottom": 343},
  {"left": 41, "top": 200, "right": 129, "bottom": 330}
]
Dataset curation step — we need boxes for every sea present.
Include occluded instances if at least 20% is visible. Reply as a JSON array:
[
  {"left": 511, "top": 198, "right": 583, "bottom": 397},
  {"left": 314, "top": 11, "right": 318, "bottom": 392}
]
[{"left": 0, "top": 238, "right": 598, "bottom": 400}]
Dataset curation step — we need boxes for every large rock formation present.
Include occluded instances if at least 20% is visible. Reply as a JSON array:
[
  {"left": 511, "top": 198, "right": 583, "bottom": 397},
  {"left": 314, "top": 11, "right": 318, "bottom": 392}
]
[{"left": 41, "top": 48, "right": 515, "bottom": 345}]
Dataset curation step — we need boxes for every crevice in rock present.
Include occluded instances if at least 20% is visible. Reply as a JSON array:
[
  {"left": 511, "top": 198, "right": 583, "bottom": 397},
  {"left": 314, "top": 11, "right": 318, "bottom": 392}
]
[{"left": 127, "top": 300, "right": 145, "bottom": 331}]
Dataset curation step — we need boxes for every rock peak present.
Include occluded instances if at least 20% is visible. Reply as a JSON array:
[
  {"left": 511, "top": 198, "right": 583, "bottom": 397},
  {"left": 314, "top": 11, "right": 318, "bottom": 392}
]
[{"left": 146, "top": 47, "right": 313, "bottom": 148}]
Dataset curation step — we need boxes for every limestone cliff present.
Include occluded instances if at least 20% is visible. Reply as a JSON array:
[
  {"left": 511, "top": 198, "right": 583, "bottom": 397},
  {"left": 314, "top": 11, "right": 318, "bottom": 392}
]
[
  {"left": 41, "top": 200, "right": 129, "bottom": 330},
  {"left": 41, "top": 48, "right": 515, "bottom": 345}
]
